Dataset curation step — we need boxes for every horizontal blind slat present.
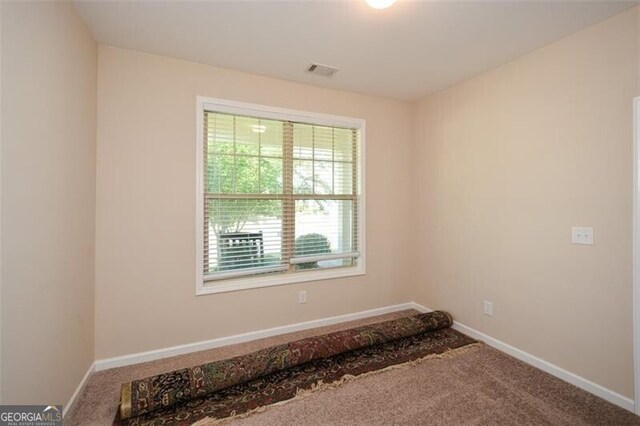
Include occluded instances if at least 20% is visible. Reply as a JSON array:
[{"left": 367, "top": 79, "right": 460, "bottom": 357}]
[{"left": 203, "top": 110, "right": 360, "bottom": 279}]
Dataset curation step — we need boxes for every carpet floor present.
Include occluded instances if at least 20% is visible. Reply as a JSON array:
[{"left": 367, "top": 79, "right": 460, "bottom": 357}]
[{"left": 65, "top": 310, "right": 640, "bottom": 425}]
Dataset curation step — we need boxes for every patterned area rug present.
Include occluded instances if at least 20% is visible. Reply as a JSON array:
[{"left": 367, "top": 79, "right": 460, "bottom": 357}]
[
  {"left": 121, "top": 311, "right": 456, "bottom": 421},
  {"left": 114, "top": 326, "right": 475, "bottom": 425}
]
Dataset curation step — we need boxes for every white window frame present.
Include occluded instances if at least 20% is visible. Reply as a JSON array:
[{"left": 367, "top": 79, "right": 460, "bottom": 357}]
[{"left": 195, "top": 96, "right": 366, "bottom": 295}]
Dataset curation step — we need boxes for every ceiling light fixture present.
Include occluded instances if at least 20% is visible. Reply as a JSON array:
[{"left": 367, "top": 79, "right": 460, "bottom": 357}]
[
  {"left": 365, "top": 0, "right": 396, "bottom": 9},
  {"left": 251, "top": 124, "right": 267, "bottom": 134}
]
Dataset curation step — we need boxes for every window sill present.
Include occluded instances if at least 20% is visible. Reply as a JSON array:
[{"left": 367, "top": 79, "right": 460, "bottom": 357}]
[{"left": 196, "top": 265, "right": 366, "bottom": 295}]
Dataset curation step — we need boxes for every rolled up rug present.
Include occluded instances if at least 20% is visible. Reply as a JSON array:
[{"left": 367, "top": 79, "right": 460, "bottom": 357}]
[{"left": 118, "top": 310, "right": 465, "bottom": 424}]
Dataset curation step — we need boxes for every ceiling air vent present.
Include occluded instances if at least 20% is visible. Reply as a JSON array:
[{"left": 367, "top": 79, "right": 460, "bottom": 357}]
[{"left": 306, "top": 63, "right": 338, "bottom": 78}]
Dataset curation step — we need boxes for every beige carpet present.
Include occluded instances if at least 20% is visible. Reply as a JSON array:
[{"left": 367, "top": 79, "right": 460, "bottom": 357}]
[{"left": 65, "top": 310, "right": 640, "bottom": 425}]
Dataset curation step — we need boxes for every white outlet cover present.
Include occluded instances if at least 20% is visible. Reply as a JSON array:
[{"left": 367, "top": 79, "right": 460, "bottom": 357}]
[
  {"left": 571, "top": 227, "right": 594, "bottom": 245},
  {"left": 483, "top": 300, "right": 493, "bottom": 316}
]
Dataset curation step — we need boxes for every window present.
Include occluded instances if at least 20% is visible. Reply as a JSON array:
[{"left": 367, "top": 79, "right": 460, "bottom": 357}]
[{"left": 196, "top": 97, "right": 365, "bottom": 294}]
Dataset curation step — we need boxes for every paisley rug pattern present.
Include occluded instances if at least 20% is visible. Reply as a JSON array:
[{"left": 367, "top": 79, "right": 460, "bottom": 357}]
[{"left": 114, "top": 316, "right": 474, "bottom": 425}]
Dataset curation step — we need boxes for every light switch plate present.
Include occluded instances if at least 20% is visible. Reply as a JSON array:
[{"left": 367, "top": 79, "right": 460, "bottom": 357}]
[{"left": 571, "top": 227, "right": 594, "bottom": 245}]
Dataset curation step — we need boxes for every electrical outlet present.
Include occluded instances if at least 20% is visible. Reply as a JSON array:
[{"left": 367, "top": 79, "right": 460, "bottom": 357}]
[
  {"left": 298, "top": 290, "right": 307, "bottom": 304},
  {"left": 483, "top": 300, "right": 493, "bottom": 316},
  {"left": 571, "top": 227, "right": 594, "bottom": 245}
]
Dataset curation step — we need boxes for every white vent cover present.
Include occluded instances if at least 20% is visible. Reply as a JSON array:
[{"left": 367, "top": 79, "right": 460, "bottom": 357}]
[{"left": 306, "top": 63, "right": 338, "bottom": 78}]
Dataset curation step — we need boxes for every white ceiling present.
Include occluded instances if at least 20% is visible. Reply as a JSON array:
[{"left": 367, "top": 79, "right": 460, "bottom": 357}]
[{"left": 74, "top": 1, "right": 636, "bottom": 101}]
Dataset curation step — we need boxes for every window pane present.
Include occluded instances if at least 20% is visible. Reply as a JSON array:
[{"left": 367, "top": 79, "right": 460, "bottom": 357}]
[
  {"left": 207, "top": 113, "right": 235, "bottom": 155},
  {"left": 334, "top": 128, "right": 354, "bottom": 161},
  {"left": 260, "top": 158, "right": 283, "bottom": 194},
  {"left": 293, "top": 160, "right": 313, "bottom": 194},
  {"left": 260, "top": 119, "right": 283, "bottom": 157},
  {"left": 294, "top": 199, "right": 354, "bottom": 266},
  {"left": 314, "top": 161, "right": 333, "bottom": 195},
  {"left": 291, "top": 123, "right": 356, "bottom": 196},
  {"left": 206, "top": 112, "right": 285, "bottom": 196},
  {"left": 334, "top": 162, "right": 353, "bottom": 195},
  {"left": 205, "top": 199, "right": 283, "bottom": 273},
  {"left": 293, "top": 124, "right": 313, "bottom": 159},
  {"left": 206, "top": 154, "right": 235, "bottom": 193},
  {"left": 235, "top": 116, "right": 260, "bottom": 156},
  {"left": 233, "top": 156, "right": 259, "bottom": 193},
  {"left": 313, "top": 126, "right": 333, "bottom": 161}
]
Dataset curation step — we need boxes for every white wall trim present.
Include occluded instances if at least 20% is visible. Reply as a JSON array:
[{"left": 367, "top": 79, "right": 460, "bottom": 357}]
[
  {"left": 63, "top": 362, "right": 95, "bottom": 418},
  {"left": 92, "top": 301, "right": 635, "bottom": 413},
  {"left": 632, "top": 97, "right": 640, "bottom": 415},
  {"left": 411, "top": 302, "right": 635, "bottom": 413},
  {"left": 194, "top": 96, "right": 367, "bottom": 296},
  {"left": 94, "top": 302, "right": 415, "bottom": 371}
]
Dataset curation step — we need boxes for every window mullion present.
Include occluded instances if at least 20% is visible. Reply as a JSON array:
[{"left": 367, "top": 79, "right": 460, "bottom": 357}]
[
  {"left": 331, "top": 127, "right": 335, "bottom": 194},
  {"left": 258, "top": 119, "right": 262, "bottom": 193},
  {"left": 203, "top": 112, "right": 211, "bottom": 275},
  {"left": 232, "top": 115, "right": 237, "bottom": 193},
  {"left": 282, "top": 121, "right": 295, "bottom": 268},
  {"left": 312, "top": 126, "right": 315, "bottom": 195},
  {"left": 352, "top": 128, "right": 358, "bottom": 252}
]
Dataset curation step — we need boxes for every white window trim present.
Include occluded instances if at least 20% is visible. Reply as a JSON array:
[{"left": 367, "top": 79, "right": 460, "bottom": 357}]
[{"left": 195, "top": 96, "right": 366, "bottom": 295}]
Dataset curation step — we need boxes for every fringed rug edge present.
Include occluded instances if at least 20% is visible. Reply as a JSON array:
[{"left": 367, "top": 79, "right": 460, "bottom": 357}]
[{"left": 192, "top": 341, "right": 483, "bottom": 426}]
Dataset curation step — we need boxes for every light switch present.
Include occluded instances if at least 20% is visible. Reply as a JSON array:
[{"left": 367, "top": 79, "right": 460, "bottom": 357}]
[{"left": 571, "top": 227, "right": 594, "bottom": 245}]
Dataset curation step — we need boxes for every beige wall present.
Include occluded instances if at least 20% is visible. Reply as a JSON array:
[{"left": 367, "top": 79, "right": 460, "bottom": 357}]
[
  {"left": 96, "top": 8, "right": 640, "bottom": 400},
  {"left": 1, "top": 1, "right": 97, "bottom": 405},
  {"left": 0, "top": 0, "right": 4, "bottom": 404},
  {"left": 94, "top": 47, "right": 415, "bottom": 359},
  {"left": 0, "top": 0, "right": 633, "bottom": 406},
  {"left": 414, "top": 8, "right": 638, "bottom": 397}
]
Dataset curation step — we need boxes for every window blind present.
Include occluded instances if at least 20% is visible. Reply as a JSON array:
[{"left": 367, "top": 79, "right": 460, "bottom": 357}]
[{"left": 203, "top": 111, "right": 360, "bottom": 281}]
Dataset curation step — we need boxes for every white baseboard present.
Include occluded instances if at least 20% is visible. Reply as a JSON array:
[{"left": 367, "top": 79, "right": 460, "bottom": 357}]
[
  {"left": 63, "top": 362, "right": 95, "bottom": 417},
  {"left": 92, "top": 301, "right": 635, "bottom": 413},
  {"left": 94, "top": 302, "right": 418, "bottom": 371},
  {"left": 410, "top": 302, "right": 635, "bottom": 413}
]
